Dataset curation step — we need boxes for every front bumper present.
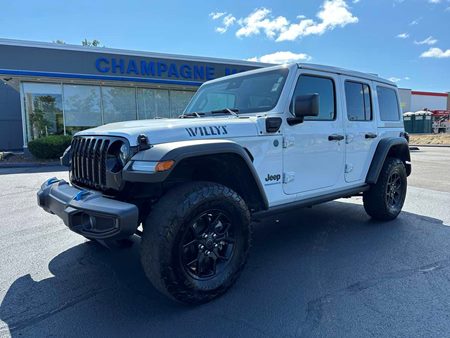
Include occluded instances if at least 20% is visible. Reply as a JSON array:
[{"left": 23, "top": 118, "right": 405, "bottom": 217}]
[{"left": 37, "top": 178, "right": 139, "bottom": 240}]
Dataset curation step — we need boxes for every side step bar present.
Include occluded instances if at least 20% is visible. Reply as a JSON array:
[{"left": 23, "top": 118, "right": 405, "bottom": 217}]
[{"left": 252, "top": 185, "right": 370, "bottom": 220}]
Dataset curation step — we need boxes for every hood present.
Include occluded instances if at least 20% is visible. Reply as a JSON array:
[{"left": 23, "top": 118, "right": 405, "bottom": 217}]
[{"left": 75, "top": 116, "right": 261, "bottom": 146}]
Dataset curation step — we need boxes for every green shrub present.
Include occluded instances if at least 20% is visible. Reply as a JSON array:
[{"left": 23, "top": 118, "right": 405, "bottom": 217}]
[{"left": 28, "top": 135, "right": 72, "bottom": 159}]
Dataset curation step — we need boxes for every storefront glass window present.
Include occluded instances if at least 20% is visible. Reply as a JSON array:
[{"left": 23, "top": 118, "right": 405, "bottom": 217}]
[
  {"left": 170, "top": 90, "right": 194, "bottom": 117},
  {"left": 23, "top": 83, "right": 63, "bottom": 141},
  {"left": 63, "top": 84, "right": 102, "bottom": 135},
  {"left": 22, "top": 82, "right": 197, "bottom": 144},
  {"left": 137, "top": 88, "right": 170, "bottom": 119},
  {"left": 102, "top": 87, "right": 137, "bottom": 124}
]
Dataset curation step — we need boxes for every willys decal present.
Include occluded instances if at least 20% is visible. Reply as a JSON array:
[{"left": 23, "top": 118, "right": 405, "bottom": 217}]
[{"left": 186, "top": 126, "right": 228, "bottom": 137}]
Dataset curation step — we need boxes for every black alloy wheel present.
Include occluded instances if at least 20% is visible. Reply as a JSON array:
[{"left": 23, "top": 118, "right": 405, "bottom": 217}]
[
  {"left": 385, "top": 172, "right": 402, "bottom": 209},
  {"left": 179, "top": 210, "right": 235, "bottom": 280}
]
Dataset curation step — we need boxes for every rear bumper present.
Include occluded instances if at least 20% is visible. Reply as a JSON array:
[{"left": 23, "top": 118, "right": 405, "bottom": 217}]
[{"left": 37, "top": 178, "right": 139, "bottom": 240}]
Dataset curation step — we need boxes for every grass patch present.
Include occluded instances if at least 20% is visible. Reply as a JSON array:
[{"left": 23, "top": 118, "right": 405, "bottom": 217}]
[{"left": 409, "top": 133, "right": 450, "bottom": 145}]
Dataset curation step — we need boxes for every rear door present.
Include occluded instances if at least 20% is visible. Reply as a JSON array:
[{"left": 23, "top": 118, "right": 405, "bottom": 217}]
[{"left": 341, "top": 76, "right": 378, "bottom": 183}]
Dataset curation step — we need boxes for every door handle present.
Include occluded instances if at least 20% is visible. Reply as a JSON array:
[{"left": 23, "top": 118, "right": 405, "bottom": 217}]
[
  {"left": 328, "top": 134, "right": 345, "bottom": 141},
  {"left": 365, "top": 132, "right": 378, "bottom": 139}
]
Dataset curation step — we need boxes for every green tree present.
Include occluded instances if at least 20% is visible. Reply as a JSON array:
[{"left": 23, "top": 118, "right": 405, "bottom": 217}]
[
  {"left": 81, "top": 39, "right": 103, "bottom": 47},
  {"left": 51, "top": 39, "right": 104, "bottom": 47}
]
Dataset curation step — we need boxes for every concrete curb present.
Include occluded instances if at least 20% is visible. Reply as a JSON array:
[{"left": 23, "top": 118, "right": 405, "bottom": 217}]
[
  {"left": 0, "top": 162, "right": 62, "bottom": 169},
  {"left": 410, "top": 144, "right": 450, "bottom": 148}
]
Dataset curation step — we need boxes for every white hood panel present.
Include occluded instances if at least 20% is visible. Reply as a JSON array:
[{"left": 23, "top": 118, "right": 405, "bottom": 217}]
[{"left": 75, "top": 116, "right": 261, "bottom": 146}]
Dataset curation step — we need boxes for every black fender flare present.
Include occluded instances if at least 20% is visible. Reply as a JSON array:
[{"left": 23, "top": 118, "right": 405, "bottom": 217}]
[
  {"left": 123, "top": 139, "right": 269, "bottom": 209},
  {"left": 366, "top": 137, "right": 411, "bottom": 185}
]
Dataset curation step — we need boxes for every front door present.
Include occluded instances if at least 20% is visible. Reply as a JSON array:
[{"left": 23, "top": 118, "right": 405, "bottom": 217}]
[
  {"left": 341, "top": 77, "right": 378, "bottom": 183},
  {"left": 283, "top": 71, "right": 345, "bottom": 195}
]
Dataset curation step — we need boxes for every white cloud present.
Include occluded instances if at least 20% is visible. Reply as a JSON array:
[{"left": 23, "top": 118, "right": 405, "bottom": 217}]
[
  {"left": 396, "top": 32, "right": 409, "bottom": 38},
  {"left": 210, "top": 12, "right": 226, "bottom": 20},
  {"left": 393, "top": 0, "right": 406, "bottom": 7},
  {"left": 388, "top": 76, "right": 410, "bottom": 83},
  {"left": 388, "top": 77, "right": 402, "bottom": 83},
  {"left": 420, "top": 47, "right": 450, "bottom": 58},
  {"left": 213, "top": 13, "right": 237, "bottom": 34},
  {"left": 211, "top": 0, "right": 358, "bottom": 42},
  {"left": 236, "top": 8, "right": 289, "bottom": 39},
  {"left": 223, "top": 15, "right": 237, "bottom": 29},
  {"left": 277, "top": 0, "right": 359, "bottom": 41},
  {"left": 247, "top": 51, "right": 312, "bottom": 64},
  {"left": 409, "top": 18, "right": 421, "bottom": 25},
  {"left": 428, "top": 0, "right": 442, "bottom": 3},
  {"left": 414, "top": 36, "right": 438, "bottom": 45}
]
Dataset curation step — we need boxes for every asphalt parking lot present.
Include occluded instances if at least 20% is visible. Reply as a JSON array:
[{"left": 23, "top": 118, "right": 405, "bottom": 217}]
[{"left": 1, "top": 147, "right": 450, "bottom": 337}]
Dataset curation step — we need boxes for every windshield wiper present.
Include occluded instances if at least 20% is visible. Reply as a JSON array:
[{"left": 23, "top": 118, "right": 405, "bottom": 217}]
[
  {"left": 210, "top": 108, "right": 239, "bottom": 116},
  {"left": 179, "top": 112, "right": 205, "bottom": 118}
]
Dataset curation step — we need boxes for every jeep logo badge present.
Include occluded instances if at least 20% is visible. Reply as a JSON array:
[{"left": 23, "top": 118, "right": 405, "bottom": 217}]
[{"left": 265, "top": 174, "right": 281, "bottom": 182}]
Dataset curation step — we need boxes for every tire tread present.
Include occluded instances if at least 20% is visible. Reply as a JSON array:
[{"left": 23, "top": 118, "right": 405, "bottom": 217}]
[
  {"left": 363, "top": 157, "right": 407, "bottom": 221},
  {"left": 141, "top": 181, "right": 251, "bottom": 304}
]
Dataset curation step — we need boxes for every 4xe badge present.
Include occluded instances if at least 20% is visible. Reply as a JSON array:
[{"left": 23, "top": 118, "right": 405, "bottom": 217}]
[
  {"left": 186, "top": 125, "right": 228, "bottom": 137},
  {"left": 265, "top": 174, "right": 281, "bottom": 183}
]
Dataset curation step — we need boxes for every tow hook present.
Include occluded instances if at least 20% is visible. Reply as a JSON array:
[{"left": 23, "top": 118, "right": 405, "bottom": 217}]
[
  {"left": 45, "top": 177, "right": 60, "bottom": 187},
  {"left": 73, "top": 190, "right": 91, "bottom": 201}
]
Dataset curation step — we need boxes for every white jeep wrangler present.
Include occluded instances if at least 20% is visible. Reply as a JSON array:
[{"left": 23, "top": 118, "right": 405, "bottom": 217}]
[{"left": 38, "top": 63, "right": 411, "bottom": 304}]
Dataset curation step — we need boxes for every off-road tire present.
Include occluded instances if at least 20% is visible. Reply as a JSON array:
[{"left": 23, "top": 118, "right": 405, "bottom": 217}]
[
  {"left": 141, "top": 181, "right": 251, "bottom": 304},
  {"left": 363, "top": 157, "right": 407, "bottom": 221}
]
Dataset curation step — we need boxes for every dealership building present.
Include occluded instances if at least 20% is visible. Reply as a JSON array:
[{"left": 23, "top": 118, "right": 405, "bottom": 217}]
[
  {"left": 0, "top": 39, "right": 264, "bottom": 151},
  {"left": 0, "top": 38, "right": 449, "bottom": 151},
  {"left": 398, "top": 88, "right": 449, "bottom": 113}
]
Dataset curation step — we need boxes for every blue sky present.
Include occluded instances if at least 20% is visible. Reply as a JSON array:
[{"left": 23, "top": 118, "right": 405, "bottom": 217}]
[{"left": 1, "top": 0, "right": 449, "bottom": 91}]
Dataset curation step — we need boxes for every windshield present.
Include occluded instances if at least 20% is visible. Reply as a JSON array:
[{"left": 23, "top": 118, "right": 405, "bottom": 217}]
[{"left": 184, "top": 68, "right": 289, "bottom": 115}]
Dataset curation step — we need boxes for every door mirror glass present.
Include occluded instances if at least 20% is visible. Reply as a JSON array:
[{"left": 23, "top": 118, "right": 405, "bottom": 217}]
[{"left": 294, "top": 94, "right": 320, "bottom": 118}]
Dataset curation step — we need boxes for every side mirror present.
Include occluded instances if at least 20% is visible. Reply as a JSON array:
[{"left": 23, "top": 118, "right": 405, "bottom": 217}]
[{"left": 288, "top": 94, "right": 320, "bottom": 125}]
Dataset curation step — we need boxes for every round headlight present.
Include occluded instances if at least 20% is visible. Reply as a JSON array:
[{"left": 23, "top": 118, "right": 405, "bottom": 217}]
[{"left": 118, "top": 142, "right": 130, "bottom": 166}]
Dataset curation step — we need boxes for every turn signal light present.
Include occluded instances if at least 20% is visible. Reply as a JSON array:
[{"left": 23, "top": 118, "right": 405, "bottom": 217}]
[{"left": 155, "top": 160, "right": 175, "bottom": 172}]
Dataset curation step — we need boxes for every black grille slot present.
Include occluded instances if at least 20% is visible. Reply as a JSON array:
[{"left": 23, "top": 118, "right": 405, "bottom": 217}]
[
  {"left": 71, "top": 136, "right": 111, "bottom": 190},
  {"left": 100, "top": 139, "right": 110, "bottom": 186},
  {"left": 93, "top": 139, "right": 101, "bottom": 186}
]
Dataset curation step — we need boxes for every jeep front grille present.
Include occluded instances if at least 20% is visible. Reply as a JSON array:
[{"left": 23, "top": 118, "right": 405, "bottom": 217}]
[{"left": 71, "top": 137, "right": 111, "bottom": 190}]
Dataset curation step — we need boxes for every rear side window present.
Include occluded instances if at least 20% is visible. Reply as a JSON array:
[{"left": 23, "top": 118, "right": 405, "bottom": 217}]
[
  {"left": 291, "top": 75, "right": 336, "bottom": 121},
  {"left": 345, "top": 81, "right": 372, "bottom": 121},
  {"left": 377, "top": 86, "right": 400, "bottom": 121}
]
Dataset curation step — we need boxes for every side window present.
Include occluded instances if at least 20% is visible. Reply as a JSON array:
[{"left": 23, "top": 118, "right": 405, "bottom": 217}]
[
  {"left": 345, "top": 81, "right": 372, "bottom": 121},
  {"left": 377, "top": 86, "right": 400, "bottom": 121},
  {"left": 291, "top": 75, "right": 336, "bottom": 121}
]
